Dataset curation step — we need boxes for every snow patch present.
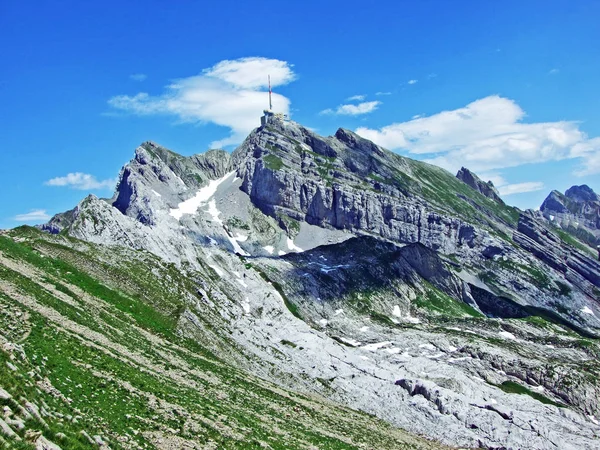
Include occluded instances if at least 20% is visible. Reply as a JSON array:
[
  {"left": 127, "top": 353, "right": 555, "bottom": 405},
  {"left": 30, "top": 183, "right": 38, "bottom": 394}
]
[
  {"left": 169, "top": 171, "right": 234, "bottom": 220},
  {"left": 359, "top": 326, "right": 370, "bottom": 332},
  {"left": 241, "top": 298, "right": 250, "bottom": 315},
  {"left": 339, "top": 337, "right": 361, "bottom": 347},
  {"left": 278, "top": 250, "right": 287, "bottom": 256},
  {"left": 499, "top": 331, "right": 517, "bottom": 340},
  {"left": 447, "top": 346, "right": 458, "bottom": 352},
  {"left": 419, "top": 343, "right": 436, "bottom": 351},
  {"left": 286, "top": 238, "right": 303, "bottom": 252},
  {"left": 263, "top": 245, "right": 274, "bottom": 255},
  {"left": 319, "top": 319, "right": 328, "bottom": 327},
  {"left": 392, "top": 305, "right": 401, "bottom": 317},
  {"left": 228, "top": 233, "right": 250, "bottom": 256},
  {"left": 206, "top": 199, "right": 223, "bottom": 225},
  {"left": 334, "top": 309, "right": 344, "bottom": 316},
  {"left": 405, "top": 316, "right": 421, "bottom": 324},
  {"left": 384, "top": 347, "right": 401, "bottom": 355},
  {"left": 581, "top": 306, "right": 595, "bottom": 316},
  {"left": 151, "top": 190, "right": 161, "bottom": 197},
  {"left": 448, "top": 357, "right": 471, "bottom": 363},
  {"left": 209, "top": 265, "right": 223, "bottom": 277},
  {"left": 362, "top": 341, "right": 393, "bottom": 351}
]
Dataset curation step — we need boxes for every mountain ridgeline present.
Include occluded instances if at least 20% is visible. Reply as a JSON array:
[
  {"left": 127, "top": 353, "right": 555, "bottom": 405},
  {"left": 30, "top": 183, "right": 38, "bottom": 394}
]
[{"left": 2, "top": 114, "right": 600, "bottom": 449}]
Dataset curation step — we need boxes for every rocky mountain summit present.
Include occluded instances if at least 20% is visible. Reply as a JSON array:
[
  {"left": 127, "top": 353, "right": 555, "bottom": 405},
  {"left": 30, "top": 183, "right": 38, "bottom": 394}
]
[
  {"left": 2, "top": 114, "right": 600, "bottom": 449},
  {"left": 540, "top": 184, "right": 600, "bottom": 249},
  {"left": 456, "top": 167, "right": 504, "bottom": 204}
]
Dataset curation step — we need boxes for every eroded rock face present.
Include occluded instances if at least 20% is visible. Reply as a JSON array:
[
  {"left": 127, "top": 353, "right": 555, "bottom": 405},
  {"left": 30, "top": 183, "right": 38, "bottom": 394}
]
[
  {"left": 540, "top": 185, "right": 600, "bottom": 249},
  {"left": 234, "top": 121, "right": 507, "bottom": 261},
  {"left": 515, "top": 211, "right": 600, "bottom": 295},
  {"left": 456, "top": 167, "right": 504, "bottom": 204}
]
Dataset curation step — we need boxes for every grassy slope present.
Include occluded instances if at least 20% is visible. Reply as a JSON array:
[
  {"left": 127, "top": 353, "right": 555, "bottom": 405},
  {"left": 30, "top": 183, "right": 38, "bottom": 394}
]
[{"left": 0, "top": 227, "right": 447, "bottom": 450}]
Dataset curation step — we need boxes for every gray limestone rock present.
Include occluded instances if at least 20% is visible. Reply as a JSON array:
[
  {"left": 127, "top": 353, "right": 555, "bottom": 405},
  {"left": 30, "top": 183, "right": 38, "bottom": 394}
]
[{"left": 456, "top": 167, "right": 504, "bottom": 204}]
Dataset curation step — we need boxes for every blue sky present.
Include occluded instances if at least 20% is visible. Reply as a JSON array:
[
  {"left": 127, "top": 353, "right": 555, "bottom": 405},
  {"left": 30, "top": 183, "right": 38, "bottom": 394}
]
[{"left": 1, "top": 0, "right": 599, "bottom": 228}]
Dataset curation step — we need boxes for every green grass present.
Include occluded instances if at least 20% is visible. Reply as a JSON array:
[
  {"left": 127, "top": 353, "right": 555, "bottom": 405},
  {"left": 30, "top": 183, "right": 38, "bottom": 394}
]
[
  {"left": 497, "top": 381, "right": 565, "bottom": 408},
  {"left": 263, "top": 153, "right": 284, "bottom": 170},
  {"left": 554, "top": 228, "right": 595, "bottom": 255},
  {"left": 414, "top": 283, "right": 484, "bottom": 318}
]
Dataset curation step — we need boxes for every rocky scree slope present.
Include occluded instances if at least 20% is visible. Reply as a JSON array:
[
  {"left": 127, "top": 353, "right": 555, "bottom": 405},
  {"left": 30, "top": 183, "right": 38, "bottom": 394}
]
[
  {"left": 24, "top": 117, "right": 600, "bottom": 449},
  {"left": 0, "top": 227, "right": 444, "bottom": 450}
]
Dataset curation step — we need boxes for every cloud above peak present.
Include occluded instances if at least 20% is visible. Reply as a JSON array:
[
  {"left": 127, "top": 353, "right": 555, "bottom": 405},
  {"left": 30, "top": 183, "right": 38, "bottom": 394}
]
[
  {"left": 45, "top": 172, "right": 116, "bottom": 190},
  {"left": 356, "top": 95, "right": 600, "bottom": 175},
  {"left": 13, "top": 209, "right": 51, "bottom": 222},
  {"left": 202, "top": 57, "right": 296, "bottom": 89},
  {"left": 109, "top": 57, "right": 295, "bottom": 148},
  {"left": 321, "top": 100, "right": 381, "bottom": 116}
]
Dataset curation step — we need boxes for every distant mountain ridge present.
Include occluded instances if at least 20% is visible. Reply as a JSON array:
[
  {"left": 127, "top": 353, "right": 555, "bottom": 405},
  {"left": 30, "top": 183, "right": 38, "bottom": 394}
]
[{"left": 540, "top": 184, "right": 600, "bottom": 250}]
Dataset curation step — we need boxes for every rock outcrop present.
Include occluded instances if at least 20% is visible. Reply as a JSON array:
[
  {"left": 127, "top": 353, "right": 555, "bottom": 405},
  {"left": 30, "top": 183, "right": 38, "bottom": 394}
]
[{"left": 456, "top": 166, "right": 504, "bottom": 203}]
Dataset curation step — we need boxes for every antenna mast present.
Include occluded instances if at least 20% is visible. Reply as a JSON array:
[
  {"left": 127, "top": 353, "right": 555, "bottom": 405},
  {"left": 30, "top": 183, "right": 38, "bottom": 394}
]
[{"left": 268, "top": 75, "right": 272, "bottom": 111}]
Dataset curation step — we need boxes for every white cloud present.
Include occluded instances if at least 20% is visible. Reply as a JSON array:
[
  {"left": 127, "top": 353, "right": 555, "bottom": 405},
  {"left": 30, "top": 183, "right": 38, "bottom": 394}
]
[
  {"left": 408, "top": 79, "right": 418, "bottom": 85},
  {"left": 109, "top": 57, "right": 296, "bottom": 148},
  {"left": 498, "top": 182, "right": 545, "bottom": 196},
  {"left": 130, "top": 73, "right": 147, "bottom": 81},
  {"left": 376, "top": 91, "right": 392, "bottom": 96},
  {"left": 321, "top": 101, "right": 381, "bottom": 116},
  {"left": 346, "top": 94, "right": 366, "bottom": 101},
  {"left": 356, "top": 95, "right": 600, "bottom": 175},
  {"left": 549, "top": 68, "right": 560, "bottom": 75},
  {"left": 14, "top": 209, "right": 51, "bottom": 222},
  {"left": 202, "top": 57, "right": 295, "bottom": 89},
  {"left": 475, "top": 172, "right": 544, "bottom": 197},
  {"left": 45, "top": 173, "right": 116, "bottom": 190}
]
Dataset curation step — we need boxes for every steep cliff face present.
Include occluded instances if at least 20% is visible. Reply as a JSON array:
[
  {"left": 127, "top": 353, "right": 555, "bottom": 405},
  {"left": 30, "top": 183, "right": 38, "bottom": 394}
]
[
  {"left": 456, "top": 166, "right": 504, "bottom": 204},
  {"left": 233, "top": 119, "right": 517, "bottom": 260},
  {"left": 540, "top": 185, "right": 600, "bottom": 249}
]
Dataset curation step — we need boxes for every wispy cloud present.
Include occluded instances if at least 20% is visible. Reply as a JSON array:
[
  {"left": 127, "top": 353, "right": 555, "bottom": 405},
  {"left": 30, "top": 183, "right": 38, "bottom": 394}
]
[
  {"left": 375, "top": 91, "right": 392, "bottom": 96},
  {"left": 13, "top": 209, "right": 51, "bottom": 222},
  {"left": 45, "top": 173, "right": 116, "bottom": 190},
  {"left": 481, "top": 173, "right": 545, "bottom": 196},
  {"left": 356, "top": 95, "right": 600, "bottom": 175},
  {"left": 498, "top": 182, "right": 545, "bottom": 196},
  {"left": 407, "top": 79, "right": 418, "bottom": 85},
  {"left": 109, "top": 57, "right": 296, "bottom": 148},
  {"left": 548, "top": 68, "right": 560, "bottom": 75},
  {"left": 130, "top": 73, "right": 147, "bottom": 81},
  {"left": 346, "top": 94, "right": 366, "bottom": 101},
  {"left": 320, "top": 101, "right": 381, "bottom": 116}
]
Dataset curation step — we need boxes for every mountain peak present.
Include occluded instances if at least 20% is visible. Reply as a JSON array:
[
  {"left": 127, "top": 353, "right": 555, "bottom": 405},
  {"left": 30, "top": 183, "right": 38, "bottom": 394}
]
[
  {"left": 565, "top": 184, "right": 599, "bottom": 203},
  {"left": 456, "top": 167, "right": 503, "bottom": 203}
]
